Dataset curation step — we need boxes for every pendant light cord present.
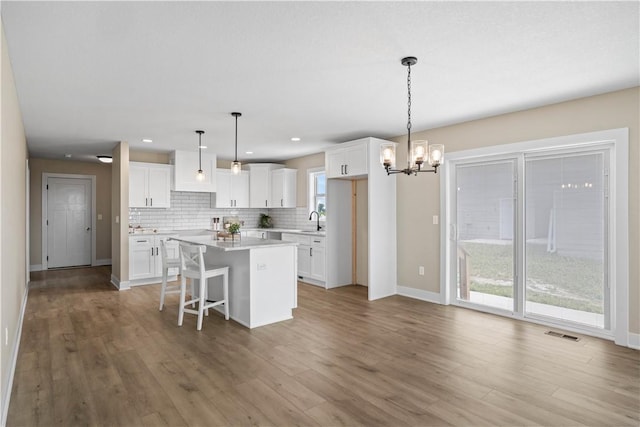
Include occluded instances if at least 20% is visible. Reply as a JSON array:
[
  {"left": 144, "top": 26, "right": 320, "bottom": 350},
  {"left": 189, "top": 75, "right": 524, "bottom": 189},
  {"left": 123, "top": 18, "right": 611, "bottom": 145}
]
[
  {"left": 198, "top": 131, "right": 203, "bottom": 171},
  {"left": 406, "top": 62, "right": 412, "bottom": 169},
  {"left": 234, "top": 114, "right": 238, "bottom": 162}
]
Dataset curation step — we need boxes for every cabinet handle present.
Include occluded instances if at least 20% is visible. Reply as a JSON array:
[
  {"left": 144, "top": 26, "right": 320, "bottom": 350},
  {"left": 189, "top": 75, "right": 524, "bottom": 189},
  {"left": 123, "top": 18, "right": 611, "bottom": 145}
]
[
  {"left": 341, "top": 165, "right": 344, "bottom": 175},
  {"left": 150, "top": 198, "right": 153, "bottom": 206},
  {"left": 265, "top": 200, "right": 268, "bottom": 207},
  {"left": 344, "top": 165, "right": 348, "bottom": 175},
  {"left": 156, "top": 247, "right": 159, "bottom": 256},
  {"left": 145, "top": 197, "right": 148, "bottom": 206},
  {"left": 151, "top": 247, "right": 154, "bottom": 256},
  {"left": 281, "top": 199, "right": 283, "bottom": 207},
  {"left": 310, "top": 247, "right": 312, "bottom": 257}
]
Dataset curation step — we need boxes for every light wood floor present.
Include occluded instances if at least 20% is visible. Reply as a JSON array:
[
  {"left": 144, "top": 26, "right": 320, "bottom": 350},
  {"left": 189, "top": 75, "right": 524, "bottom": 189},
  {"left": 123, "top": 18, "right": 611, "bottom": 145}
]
[{"left": 7, "top": 266, "right": 640, "bottom": 426}]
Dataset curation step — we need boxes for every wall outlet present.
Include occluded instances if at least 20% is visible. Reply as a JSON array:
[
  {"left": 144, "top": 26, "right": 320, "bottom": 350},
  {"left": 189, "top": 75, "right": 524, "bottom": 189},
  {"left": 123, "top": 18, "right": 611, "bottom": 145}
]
[
  {"left": 433, "top": 215, "right": 439, "bottom": 225},
  {"left": 115, "top": 215, "right": 120, "bottom": 224},
  {"left": 257, "top": 263, "right": 267, "bottom": 271},
  {"left": 98, "top": 213, "right": 103, "bottom": 220},
  {"left": 419, "top": 266, "right": 425, "bottom": 276}
]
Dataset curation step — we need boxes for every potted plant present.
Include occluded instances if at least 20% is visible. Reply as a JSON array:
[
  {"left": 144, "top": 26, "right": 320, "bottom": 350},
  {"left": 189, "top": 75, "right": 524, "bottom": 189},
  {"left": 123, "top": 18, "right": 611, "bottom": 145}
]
[
  {"left": 259, "top": 213, "right": 273, "bottom": 229},
  {"left": 228, "top": 223, "right": 241, "bottom": 240}
]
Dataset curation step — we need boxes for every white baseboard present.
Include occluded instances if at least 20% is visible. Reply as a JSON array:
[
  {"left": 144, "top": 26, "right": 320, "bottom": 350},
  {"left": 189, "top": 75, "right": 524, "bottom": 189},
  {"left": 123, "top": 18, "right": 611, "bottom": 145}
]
[
  {"left": 397, "top": 286, "right": 443, "bottom": 304},
  {"left": 110, "top": 274, "right": 130, "bottom": 291},
  {"left": 93, "top": 258, "right": 112, "bottom": 266},
  {"left": 629, "top": 332, "right": 640, "bottom": 350},
  {"left": 1, "top": 280, "right": 30, "bottom": 427},
  {"left": 29, "top": 264, "right": 42, "bottom": 272}
]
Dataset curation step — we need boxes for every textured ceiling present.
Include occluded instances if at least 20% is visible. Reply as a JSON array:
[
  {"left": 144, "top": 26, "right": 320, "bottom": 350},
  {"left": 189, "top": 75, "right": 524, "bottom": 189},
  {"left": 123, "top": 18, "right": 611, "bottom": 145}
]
[{"left": 2, "top": 1, "right": 638, "bottom": 163}]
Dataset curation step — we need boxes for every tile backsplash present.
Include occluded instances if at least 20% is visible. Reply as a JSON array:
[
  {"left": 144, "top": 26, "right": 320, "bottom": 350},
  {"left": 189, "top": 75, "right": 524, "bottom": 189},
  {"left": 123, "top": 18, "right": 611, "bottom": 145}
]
[{"left": 129, "top": 192, "right": 314, "bottom": 231}]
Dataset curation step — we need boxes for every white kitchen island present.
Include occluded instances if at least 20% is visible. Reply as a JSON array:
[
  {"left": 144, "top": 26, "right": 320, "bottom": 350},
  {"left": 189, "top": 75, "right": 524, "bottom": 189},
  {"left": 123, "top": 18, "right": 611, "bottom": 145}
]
[{"left": 172, "top": 234, "right": 298, "bottom": 329}]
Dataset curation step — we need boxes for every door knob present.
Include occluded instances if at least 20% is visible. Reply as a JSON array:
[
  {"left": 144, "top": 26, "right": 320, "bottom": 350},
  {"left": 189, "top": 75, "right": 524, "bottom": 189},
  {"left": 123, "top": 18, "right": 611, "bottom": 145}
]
[{"left": 86, "top": 227, "right": 91, "bottom": 231}]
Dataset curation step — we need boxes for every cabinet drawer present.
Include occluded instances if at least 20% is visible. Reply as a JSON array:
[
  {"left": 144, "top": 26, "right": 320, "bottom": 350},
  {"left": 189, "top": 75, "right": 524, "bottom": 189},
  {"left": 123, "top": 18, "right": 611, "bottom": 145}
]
[{"left": 310, "top": 236, "right": 325, "bottom": 247}]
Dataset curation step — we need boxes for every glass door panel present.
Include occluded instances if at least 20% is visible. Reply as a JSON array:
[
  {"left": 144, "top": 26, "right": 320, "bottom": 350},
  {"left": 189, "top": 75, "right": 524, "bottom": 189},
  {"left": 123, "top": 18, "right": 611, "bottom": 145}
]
[
  {"left": 456, "top": 161, "right": 516, "bottom": 311},
  {"left": 524, "top": 152, "right": 607, "bottom": 329}
]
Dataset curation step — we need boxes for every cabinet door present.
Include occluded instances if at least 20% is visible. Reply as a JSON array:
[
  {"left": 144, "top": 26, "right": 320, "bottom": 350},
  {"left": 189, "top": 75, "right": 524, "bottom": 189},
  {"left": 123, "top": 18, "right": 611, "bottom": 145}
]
[
  {"left": 215, "top": 169, "right": 232, "bottom": 208},
  {"left": 310, "top": 245, "right": 326, "bottom": 281},
  {"left": 129, "top": 165, "right": 149, "bottom": 207},
  {"left": 129, "top": 237, "right": 155, "bottom": 279},
  {"left": 326, "top": 150, "right": 345, "bottom": 178},
  {"left": 250, "top": 167, "right": 271, "bottom": 208},
  {"left": 270, "top": 170, "right": 284, "bottom": 207},
  {"left": 344, "top": 143, "right": 368, "bottom": 177},
  {"left": 147, "top": 166, "right": 171, "bottom": 208},
  {"left": 297, "top": 244, "right": 311, "bottom": 278},
  {"left": 232, "top": 171, "right": 250, "bottom": 208},
  {"left": 282, "top": 170, "right": 297, "bottom": 208}
]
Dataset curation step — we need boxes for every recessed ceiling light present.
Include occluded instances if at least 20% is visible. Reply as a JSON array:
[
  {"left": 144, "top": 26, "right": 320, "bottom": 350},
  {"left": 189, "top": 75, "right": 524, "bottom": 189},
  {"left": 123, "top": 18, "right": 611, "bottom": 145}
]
[
  {"left": 291, "top": 137, "right": 301, "bottom": 142},
  {"left": 245, "top": 151, "right": 253, "bottom": 155},
  {"left": 64, "top": 154, "right": 72, "bottom": 158},
  {"left": 199, "top": 145, "right": 207, "bottom": 149},
  {"left": 142, "top": 138, "right": 153, "bottom": 143},
  {"left": 97, "top": 155, "right": 113, "bottom": 164}
]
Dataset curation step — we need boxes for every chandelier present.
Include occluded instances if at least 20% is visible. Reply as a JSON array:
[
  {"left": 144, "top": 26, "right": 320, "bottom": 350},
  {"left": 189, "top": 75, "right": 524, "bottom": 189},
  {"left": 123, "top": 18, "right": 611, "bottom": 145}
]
[{"left": 380, "top": 56, "right": 444, "bottom": 175}]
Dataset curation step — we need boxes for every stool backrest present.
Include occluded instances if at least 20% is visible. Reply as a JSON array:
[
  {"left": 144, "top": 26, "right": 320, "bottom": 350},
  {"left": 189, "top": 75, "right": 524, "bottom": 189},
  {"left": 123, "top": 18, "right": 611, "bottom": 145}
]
[
  {"left": 160, "top": 239, "right": 173, "bottom": 264},
  {"left": 179, "top": 243, "right": 207, "bottom": 275}
]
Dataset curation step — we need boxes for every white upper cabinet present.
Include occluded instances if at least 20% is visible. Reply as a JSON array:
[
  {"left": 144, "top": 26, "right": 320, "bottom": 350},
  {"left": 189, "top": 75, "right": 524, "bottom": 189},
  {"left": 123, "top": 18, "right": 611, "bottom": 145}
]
[
  {"left": 212, "top": 169, "right": 249, "bottom": 208},
  {"left": 247, "top": 163, "right": 281, "bottom": 208},
  {"left": 170, "top": 150, "right": 217, "bottom": 192},
  {"left": 129, "top": 162, "right": 171, "bottom": 208},
  {"left": 270, "top": 169, "right": 297, "bottom": 208},
  {"left": 325, "top": 141, "right": 368, "bottom": 179}
]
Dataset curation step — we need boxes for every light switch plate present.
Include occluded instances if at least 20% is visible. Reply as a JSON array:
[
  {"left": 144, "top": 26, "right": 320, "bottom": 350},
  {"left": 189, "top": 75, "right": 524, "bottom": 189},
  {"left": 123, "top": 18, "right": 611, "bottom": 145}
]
[{"left": 433, "top": 215, "right": 439, "bottom": 225}]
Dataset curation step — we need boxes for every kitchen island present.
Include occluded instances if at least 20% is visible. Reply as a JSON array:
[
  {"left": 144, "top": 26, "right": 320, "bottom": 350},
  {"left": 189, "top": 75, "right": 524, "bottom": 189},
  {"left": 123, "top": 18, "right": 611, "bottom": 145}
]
[{"left": 172, "top": 234, "right": 298, "bottom": 328}]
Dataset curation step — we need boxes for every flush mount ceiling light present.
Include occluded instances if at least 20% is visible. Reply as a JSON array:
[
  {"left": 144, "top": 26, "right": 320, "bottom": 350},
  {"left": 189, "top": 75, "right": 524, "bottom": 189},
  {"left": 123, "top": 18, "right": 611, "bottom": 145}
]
[
  {"left": 195, "top": 130, "right": 205, "bottom": 181},
  {"left": 291, "top": 137, "right": 301, "bottom": 142},
  {"left": 142, "top": 138, "right": 153, "bottom": 143},
  {"left": 380, "top": 56, "right": 444, "bottom": 176},
  {"left": 97, "top": 155, "right": 112, "bottom": 163},
  {"left": 231, "top": 112, "right": 242, "bottom": 175}
]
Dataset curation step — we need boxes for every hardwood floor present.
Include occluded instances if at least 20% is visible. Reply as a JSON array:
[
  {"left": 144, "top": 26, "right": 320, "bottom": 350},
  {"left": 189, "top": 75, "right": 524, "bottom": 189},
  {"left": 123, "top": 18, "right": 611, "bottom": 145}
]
[{"left": 7, "top": 266, "right": 640, "bottom": 426}]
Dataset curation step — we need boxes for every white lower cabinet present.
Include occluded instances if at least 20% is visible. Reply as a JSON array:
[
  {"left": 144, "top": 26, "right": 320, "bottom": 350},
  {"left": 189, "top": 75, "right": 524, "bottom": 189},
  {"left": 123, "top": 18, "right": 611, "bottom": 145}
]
[
  {"left": 282, "top": 233, "right": 325, "bottom": 285},
  {"left": 129, "top": 234, "right": 178, "bottom": 283}
]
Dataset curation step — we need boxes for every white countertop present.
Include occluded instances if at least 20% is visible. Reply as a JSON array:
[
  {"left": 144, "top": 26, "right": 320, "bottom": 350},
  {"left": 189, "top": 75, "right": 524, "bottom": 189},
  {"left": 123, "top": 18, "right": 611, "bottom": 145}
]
[{"left": 170, "top": 235, "right": 298, "bottom": 252}]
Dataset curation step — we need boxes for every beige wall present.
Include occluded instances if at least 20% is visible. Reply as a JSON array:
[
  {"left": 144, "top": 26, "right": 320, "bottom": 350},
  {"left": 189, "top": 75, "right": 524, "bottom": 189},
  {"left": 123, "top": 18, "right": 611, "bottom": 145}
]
[
  {"left": 395, "top": 87, "right": 640, "bottom": 334},
  {"left": 284, "top": 152, "right": 325, "bottom": 207},
  {"left": 1, "top": 22, "right": 28, "bottom": 418},
  {"left": 29, "top": 158, "right": 112, "bottom": 265},
  {"left": 111, "top": 142, "right": 129, "bottom": 284},
  {"left": 355, "top": 179, "right": 368, "bottom": 286},
  {"left": 130, "top": 150, "right": 170, "bottom": 164}
]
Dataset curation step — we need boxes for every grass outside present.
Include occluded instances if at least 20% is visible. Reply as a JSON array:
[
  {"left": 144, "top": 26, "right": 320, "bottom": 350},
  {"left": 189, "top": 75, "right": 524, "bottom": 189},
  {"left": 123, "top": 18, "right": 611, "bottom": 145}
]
[{"left": 461, "top": 242, "right": 604, "bottom": 314}]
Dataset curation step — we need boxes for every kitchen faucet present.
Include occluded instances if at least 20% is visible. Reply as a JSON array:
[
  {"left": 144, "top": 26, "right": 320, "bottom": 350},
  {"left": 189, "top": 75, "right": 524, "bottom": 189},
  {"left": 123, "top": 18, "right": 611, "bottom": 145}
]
[{"left": 309, "top": 211, "right": 321, "bottom": 231}]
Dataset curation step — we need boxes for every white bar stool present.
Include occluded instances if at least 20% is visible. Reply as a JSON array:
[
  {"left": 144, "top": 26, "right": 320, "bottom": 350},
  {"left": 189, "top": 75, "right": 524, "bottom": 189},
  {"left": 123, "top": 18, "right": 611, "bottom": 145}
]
[
  {"left": 159, "top": 239, "right": 192, "bottom": 311},
  {"left": 178, "top": 243, "right": 229, "bottom": 331}
]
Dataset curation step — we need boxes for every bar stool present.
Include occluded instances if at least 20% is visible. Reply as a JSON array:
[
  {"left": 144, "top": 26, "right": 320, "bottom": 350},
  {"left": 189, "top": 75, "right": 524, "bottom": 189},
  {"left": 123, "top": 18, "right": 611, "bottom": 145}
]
[
  {"left": 159, "top": 239, "right": 191, "bottom": 311},
  {"left": 178, "top": 242, "right": 229, "bottom": 331}
]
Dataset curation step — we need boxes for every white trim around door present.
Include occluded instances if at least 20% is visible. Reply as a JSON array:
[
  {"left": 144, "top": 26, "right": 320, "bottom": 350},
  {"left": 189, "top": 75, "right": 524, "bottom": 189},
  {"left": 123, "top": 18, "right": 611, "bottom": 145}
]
[{"left": 41, "top": 173, "right": 97, "bottom": 270}]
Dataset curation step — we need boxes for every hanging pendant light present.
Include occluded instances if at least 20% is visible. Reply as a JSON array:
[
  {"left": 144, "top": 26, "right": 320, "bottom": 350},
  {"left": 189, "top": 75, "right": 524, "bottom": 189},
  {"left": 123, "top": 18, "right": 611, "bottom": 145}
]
[
  {"left": 381, "top": 56, "right": 444, "bottom": 176},
  {"left": 231, "top": 112, "right": 242, "bottom": 175},
  {"left": 195, "top": 130, "right": 205, "bottom": 181}
]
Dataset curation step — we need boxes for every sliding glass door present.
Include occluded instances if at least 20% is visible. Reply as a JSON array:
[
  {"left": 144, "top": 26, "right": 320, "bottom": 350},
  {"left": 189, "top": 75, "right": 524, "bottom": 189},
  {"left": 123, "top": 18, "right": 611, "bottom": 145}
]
[
  {"left": 524, "top": 151, "right": 608, "bottom": 329},
  {"left": 449, "top": 147, "right": 611, "bottom": 335},
  {"left": 454, "top": 160, "right": 516, "bottom": 312}
]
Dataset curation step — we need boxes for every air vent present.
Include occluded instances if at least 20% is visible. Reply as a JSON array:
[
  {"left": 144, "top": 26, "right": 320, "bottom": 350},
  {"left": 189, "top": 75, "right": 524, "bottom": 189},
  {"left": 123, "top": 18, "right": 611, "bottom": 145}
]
[{"left": 545, "top": 330, "right": 580, "bottom": 341}]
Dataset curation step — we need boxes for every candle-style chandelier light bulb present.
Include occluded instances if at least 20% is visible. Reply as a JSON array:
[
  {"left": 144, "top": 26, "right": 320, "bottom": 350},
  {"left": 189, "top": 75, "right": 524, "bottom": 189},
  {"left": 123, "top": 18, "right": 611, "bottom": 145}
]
[{"left": 231, "top": 112, "right": 242, "bottom": 175}]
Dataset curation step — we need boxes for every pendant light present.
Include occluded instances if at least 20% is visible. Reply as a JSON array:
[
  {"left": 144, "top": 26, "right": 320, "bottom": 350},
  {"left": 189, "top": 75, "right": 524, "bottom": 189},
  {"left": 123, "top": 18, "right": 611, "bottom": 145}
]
[
  {"left": 381, "top": 56, "right": 444, "bottom": 176},
  {"left": 231, "top": 112, "right": 242, "bottom": 175},
  {"left": 195, "top": 130, "right": 205, "bottom": 181}
]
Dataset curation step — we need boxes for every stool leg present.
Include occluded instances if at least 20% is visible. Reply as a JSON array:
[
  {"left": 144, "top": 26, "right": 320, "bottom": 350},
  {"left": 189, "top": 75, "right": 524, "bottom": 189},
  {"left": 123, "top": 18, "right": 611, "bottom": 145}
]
[
  {"left": 197, "top": 276, "right": 206, "bottom": 331},
  {"left": 224, "top": 270, "right": 229, "bottom": 321},
  {"left": 178, "top": 275, "right": 187, "bottom": 326},
  {"left": 191, "top": 280, "right": 196, "bottom": 308},
  {"left": 159, "top": 266, "right": 168, "bottom": 311}
]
